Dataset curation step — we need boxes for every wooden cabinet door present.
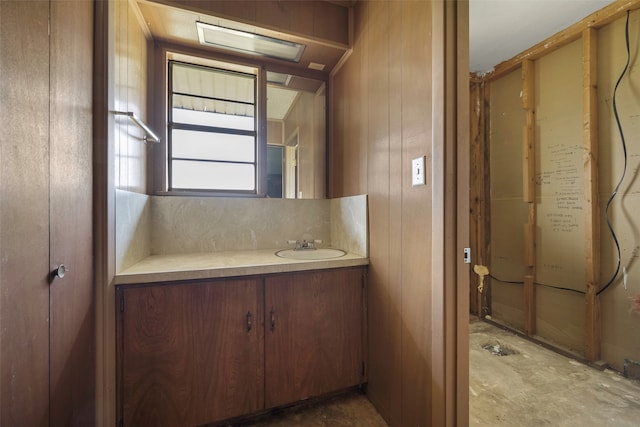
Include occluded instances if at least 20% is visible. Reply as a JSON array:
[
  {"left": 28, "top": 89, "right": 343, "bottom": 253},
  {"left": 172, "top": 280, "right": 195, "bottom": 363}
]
[
  {"left": 118, "top": 279, "right": 263, "bottom": 427},
  {"left": 265, "top": 268, "right": 364, "bottom": 408}
]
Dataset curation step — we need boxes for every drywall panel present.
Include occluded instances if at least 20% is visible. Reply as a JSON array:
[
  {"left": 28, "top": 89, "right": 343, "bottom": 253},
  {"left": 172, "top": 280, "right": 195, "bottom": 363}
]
[
  {"left": 597, "top": 10, "right": 640, "bottom": 372},
  {"left": 489, "top": 68, "right": 526, "bottom": 328},
  {"left": 491, "top": 282, "right": 525, "bottom": 331},
  {"left": 491, "top": 200, "right": 527, "bottom": 281},
  {"left": 489, "top": 69, "right": 525, "bottom": 199},
  {"left": 535, "top": 39, "right": 585, "bottom": 291},
  {"left": 536, "top": 287, "right": 586, "bottom": 353}
]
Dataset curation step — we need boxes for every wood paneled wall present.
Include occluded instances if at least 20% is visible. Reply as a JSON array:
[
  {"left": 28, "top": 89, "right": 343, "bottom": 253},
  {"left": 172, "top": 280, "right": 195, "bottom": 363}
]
[
  {"left": 330, "top": 1, "right": 468, "bottom": 425},
  {"left": 2, "top": 0, "right": 95, "bottom": 424},
  {"left": 1, "top": 3, "right": 51, "bottom": 424},
  {"left": 115, "top": 0, "right": 151, "bottom": 192},
  {"left": 284, "top": 90, "right": 326, "bottom": 199}
]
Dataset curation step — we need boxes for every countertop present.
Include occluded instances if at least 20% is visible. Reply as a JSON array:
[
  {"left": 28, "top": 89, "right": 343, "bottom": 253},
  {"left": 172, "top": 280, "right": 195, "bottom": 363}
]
[{"left": 114, "top": 249, "right": 369, "bottom": 285}]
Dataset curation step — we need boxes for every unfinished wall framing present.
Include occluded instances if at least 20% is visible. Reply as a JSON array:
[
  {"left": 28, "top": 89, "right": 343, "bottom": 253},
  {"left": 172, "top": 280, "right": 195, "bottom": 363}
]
[{"left": 471, "top": 0, "right": 640, "bottom": 371}]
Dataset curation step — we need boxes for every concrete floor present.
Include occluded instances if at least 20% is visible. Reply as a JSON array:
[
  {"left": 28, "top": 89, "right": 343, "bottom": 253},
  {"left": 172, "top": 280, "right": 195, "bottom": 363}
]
[
  {"left": 470, "top": 320, "right": 640, "bottom": 426},
  {"left": 234, "top": 321, "right": 640, "bottom": 426}
]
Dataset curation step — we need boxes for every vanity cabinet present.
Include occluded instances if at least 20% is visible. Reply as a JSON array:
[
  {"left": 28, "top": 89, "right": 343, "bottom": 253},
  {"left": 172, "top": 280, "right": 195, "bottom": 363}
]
[
  {"left": 265, "top": 268, "right": 365, "bottom": 407},
  {"left": 116, "top": 267, "right": 366, "bottom": 426},
  {"left": 117, "top": 278, "right": 263, "bottom": 427}
]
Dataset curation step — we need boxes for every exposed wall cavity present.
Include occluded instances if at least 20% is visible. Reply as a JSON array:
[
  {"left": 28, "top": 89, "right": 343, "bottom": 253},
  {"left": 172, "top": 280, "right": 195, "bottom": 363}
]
[{"left": 477, "top": 9, "right": 640, "bottom": 372}]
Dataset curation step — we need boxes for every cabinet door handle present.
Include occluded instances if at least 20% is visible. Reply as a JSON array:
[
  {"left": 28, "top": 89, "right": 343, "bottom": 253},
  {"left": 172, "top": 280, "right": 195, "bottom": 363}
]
[
  {"left": 270, "top": 308, "right": 275, "bottom": 332},
  {"left": 246, "top": 311, "right": 252, "bottom": 333}
]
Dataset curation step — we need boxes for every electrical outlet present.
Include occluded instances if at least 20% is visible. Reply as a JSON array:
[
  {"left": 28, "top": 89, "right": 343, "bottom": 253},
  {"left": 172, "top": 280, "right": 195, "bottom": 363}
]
[{"left": 412, "top": 156, "right": 426, "bottom": 187}]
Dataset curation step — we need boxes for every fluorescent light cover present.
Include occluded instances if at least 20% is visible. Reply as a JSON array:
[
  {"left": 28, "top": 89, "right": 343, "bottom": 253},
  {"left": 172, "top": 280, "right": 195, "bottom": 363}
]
[
  {"left": 266, "top": 71, "right": 292, "bottom": 85},
  {"left": 196, "top": 21, "right": 305, "bottom": 62}
]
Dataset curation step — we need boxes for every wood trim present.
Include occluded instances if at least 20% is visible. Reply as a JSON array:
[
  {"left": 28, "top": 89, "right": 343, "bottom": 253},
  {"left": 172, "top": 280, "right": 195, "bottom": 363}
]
[
  {"left": 485, "top": 0, "right": 640, "bottom": 81},
  {"left": 455, "top": 2, "right": 470, "bottom": 426},
  {"left": 94, "top": 1, "right": 117, "bottom": 425},
  {"left": 431, "top": 0, "right": 447, "bottom": 423},
  {"left": 583, "top": 27, "right": 601, "bottom": 362},
  {"left": 521, "top": 59, "right": 536, "bottom": 336},
  {"left": 431, "top": 1, "right": 469, "bottom": 425}
]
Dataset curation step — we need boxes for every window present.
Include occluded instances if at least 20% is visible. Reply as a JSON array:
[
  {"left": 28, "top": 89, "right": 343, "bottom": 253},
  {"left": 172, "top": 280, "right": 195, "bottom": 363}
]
[{"left": 168, "top": 61, "right": 257, "bottom": 193}]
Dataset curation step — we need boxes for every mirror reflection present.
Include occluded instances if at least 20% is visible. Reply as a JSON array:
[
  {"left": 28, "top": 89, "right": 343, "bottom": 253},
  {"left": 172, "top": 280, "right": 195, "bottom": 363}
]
[{"left": 267, "top": 74, "right": 326, "bottom": 199}]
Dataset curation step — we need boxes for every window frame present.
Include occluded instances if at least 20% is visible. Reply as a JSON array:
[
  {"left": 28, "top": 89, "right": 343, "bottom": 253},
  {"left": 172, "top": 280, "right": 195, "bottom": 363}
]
[{"left": 167, "top": 60, "right": 260, "bottom": 195}]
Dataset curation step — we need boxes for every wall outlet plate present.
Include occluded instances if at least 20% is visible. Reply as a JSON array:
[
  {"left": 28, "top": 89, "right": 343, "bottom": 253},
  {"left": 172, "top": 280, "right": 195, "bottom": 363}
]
[{"left": 412, "top": 156, "right": 426, "bottom": 187}]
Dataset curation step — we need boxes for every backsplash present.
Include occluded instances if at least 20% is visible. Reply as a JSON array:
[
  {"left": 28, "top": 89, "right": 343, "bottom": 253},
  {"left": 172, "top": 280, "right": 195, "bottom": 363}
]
[
  {"left": 115, "top": 191, "right": 368, "bottom": 273},
  {"left": 151, "top": 197, "right": 330, "bottom": 254},
  {"left": 330, "top": 195, "right": 367, "bottom": 257},
  {"left": 115, "top": 190, "right": 151, "bottom": 272}
]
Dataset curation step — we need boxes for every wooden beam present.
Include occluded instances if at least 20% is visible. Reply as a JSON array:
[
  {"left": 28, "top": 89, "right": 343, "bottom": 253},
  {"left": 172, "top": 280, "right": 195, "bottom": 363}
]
[
  {"left": 469, "top": 79, "right": 481, "bottom": 317},
  {"left": 522, "top": 61, "right": 535, "bottom": 203},
  {"left": 486, "top": 0, "right": 640, "bottom": 81},
  {"left": 522, "top": 59, "right": 536, "bottom": 336},
  {"left": 482, "top": 84, "right": 492, "bottom": 319},
  {"left": 583, "top": 27, "right": 601, "bottom": 362}
]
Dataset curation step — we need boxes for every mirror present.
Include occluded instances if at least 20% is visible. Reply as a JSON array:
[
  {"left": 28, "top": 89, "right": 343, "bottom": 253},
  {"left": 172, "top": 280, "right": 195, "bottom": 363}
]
[{"left": 267, "top": 74, "right": 326, "bottom": 199}]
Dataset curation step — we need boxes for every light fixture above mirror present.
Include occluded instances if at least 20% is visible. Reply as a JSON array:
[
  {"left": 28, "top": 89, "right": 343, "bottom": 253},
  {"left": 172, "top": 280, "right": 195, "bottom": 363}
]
[{"left": 196, "top": 21, "right": 305, "bottom": 62}]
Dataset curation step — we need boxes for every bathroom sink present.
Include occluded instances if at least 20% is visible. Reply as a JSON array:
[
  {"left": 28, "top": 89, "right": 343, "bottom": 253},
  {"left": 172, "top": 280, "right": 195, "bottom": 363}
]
[{"left": 275, "top": 248, "right": 346, "bottom": 260}]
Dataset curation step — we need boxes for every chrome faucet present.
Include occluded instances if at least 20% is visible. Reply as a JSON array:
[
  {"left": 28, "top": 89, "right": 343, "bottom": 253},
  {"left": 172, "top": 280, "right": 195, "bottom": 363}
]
[{"left": 288, "top": 239, "right": 322, "bottom": 250}]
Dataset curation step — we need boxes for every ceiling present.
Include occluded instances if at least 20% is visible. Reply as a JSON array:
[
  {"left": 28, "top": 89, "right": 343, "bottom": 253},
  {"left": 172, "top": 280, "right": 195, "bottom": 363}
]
[
  {"left": 138, "top": 0, "right": 619, "bottom": 97},
  {"left": 469, "top": 0, "right": 615, "bottom": 74},
  {"left": 136, "top": 1, "right": 330, "bottom": 121}
]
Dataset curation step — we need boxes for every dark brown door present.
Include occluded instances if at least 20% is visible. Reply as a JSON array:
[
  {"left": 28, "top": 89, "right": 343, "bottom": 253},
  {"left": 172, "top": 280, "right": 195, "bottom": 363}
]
[
  {"left": 119, "top": 279, "right": 263, "bottom": 426},
  {"left": 0, "top": 1, "right": 95, "bottom": 425},
  {"left": 0, "top": 2, "right": 51, "bottom": 425},
  {"left": 265, "top": 268, "right": 364, "bottom": 408},
  {"left": 49, "top": 0, "right": 96, "bottom": 425}
]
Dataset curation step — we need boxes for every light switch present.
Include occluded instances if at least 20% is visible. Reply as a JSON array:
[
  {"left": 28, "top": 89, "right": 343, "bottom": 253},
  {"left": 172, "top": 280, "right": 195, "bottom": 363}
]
[{"left": 412, "top": 156, "right": 426, "bottom": 187}]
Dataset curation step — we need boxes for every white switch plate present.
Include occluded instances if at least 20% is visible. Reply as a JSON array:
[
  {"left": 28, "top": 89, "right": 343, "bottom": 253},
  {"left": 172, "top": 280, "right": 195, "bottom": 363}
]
[{"left": 412, "top": 156, "right": 426, "bottom": 186}]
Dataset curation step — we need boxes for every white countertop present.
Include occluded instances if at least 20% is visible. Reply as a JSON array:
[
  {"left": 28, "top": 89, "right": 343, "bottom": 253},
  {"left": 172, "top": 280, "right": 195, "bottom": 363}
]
[{"left": 115, "top": 249, "right": 369, "bottom": 285}]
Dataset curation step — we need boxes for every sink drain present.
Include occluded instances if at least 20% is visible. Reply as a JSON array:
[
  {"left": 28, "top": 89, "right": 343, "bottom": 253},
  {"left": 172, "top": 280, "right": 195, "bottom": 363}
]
[{"left": 482, "top": 342, "right": 518, "bottom": 356}]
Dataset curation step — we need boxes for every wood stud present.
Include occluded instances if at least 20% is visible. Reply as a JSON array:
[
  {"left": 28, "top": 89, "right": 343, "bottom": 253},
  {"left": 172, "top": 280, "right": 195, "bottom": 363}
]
[
  {"left": 469, "top": 78, "right": 491, "bottom": 319},
  {"left": 583, "top": 27, "right": 601, "bottom": 362},
  {"left": 522, "top": 59, "right": 536, "bottom": 336}
]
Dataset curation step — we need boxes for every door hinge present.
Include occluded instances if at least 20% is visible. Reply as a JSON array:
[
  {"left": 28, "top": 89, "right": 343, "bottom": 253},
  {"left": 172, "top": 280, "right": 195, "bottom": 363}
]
[
  {"left": 119, "top": 292, "right": 124, "bottom": 312},
  {"left": 362, "top": 362, "right": 365, "bottom": 377}
]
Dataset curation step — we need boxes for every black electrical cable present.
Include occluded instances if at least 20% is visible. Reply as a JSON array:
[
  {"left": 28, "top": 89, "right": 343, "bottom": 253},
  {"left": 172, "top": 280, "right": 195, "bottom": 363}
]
[
  {"left": 536, "top": 282, "right": 586, "bottom": 296},
  {"left": 488, "top": 274, "right": 586, "bottom": 295},
  {"left": 488, "top": 274, "right": 523, "bottom": 285},
  {"left": 598, "top": 10, "right": 631, "bottom": 297}
]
